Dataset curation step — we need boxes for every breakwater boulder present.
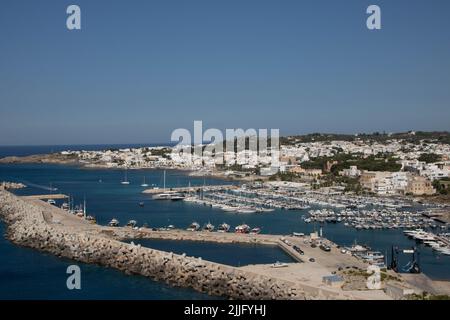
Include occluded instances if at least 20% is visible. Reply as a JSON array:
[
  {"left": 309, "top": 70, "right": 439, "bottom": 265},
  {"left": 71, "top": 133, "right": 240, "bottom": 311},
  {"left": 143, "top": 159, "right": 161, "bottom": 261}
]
[{"left": 0, "top": 190, "right": 313, "bottom": 300}]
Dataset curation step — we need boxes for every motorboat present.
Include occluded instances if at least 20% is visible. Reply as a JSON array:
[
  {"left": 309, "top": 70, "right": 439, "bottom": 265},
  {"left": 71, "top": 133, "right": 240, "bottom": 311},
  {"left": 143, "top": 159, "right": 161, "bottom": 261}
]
[
  {"left": 108, "top": 218, "right": 120, "bottom": 227},
  {"left": 126, "top": 220, "right": 137, "bottom": 228},
  {"left": 217, "top": 223, "right": 230, "bottom": 233},
  {"left": 153, "top": 193, "right": 172, "bottom": 200},
  {"left": 203, "top": 222, "right": 215, "bottom": 232},
  {"left": 85, "top": 215, "right": 96, "bottom": 224},
  {"left": 250, "top": 227, "right": 261, "bottom": 234},
  {"left": 186, "top": 222, "right": 200, "bottom": 231},
  {"left": 270, "top": 261, "right": 289, "bottom": 268},
  {"left": 235, "top": 224, "right": 250, "bottom": 234},
  {"left": 170, "top": 193, "right": 185, "bottom": 201}
]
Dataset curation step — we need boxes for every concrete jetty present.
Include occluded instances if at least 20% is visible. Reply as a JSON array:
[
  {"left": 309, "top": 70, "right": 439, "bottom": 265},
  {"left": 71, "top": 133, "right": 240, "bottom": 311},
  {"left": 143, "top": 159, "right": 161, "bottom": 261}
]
[
  {"left": 0, "top": 189, "right": 403, "bottom": 299},
  {"left": 20, "top": 194, "right": 69, "bottom": 200}
]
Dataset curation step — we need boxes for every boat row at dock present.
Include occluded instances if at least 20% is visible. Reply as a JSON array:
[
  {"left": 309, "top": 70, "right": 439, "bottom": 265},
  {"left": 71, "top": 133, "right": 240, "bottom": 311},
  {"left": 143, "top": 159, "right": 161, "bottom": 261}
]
[
  {"left": 107, "top": 218, "right": 262, "bottom": 235},
  {"left": 48, "top": 198, "right": 97, "bottom": 224},
  {"left": 179, "top": 183, "right": 424, "bottom": 215},
  {"left": 403, "top": 229, "right": 450, "bottom": 255},
  {"left": 183, "top": 189, "right": 312, "bottom": 213},
  {"left": 304, "top": 208, "right": 446, "bottom": 231}
]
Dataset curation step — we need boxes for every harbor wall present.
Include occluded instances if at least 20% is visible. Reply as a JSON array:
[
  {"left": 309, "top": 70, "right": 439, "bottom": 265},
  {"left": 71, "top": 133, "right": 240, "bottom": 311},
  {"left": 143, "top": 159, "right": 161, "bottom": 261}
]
[{"left": 0, "top": 190, "right": 321, "bottom": 300}]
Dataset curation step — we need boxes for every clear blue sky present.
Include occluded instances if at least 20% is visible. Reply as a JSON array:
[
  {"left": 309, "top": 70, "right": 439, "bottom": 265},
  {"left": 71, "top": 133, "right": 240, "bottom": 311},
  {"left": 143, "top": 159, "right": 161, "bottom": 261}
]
[{"left": 0, "top": 0, "right": 449, "bottom": 145}]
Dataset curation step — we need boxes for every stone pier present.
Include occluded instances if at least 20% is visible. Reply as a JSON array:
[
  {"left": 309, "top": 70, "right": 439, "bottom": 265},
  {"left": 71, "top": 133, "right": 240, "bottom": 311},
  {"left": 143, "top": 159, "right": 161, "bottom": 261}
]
[
  {"left": 0, "top": 189, "right": 393, "bottom": 300},
  {"left": 0, "top": 190, "right": 313, "bottom": 299}
]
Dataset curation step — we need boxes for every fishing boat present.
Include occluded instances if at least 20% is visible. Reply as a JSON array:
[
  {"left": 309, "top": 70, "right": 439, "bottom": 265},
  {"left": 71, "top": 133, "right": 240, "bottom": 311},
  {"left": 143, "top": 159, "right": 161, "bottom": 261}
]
[
  {"left": 85, "top": 215, "right": 96, "bottom": 224},
  {"left": 108, "top": 218, "right": 120, "bottom": 227},
  {"left": 250, "top": 227, "right": 261, "bottom": 234},
  {"left": 121, "top": 169, "right": 130, "bottom": 185},
  {"left": 47, "top": 199, "right": 56, "bottom": 205},
  {"left": 139, "top": 202, "right": 145, "bottom": 207},
  {"left": 186, "top": 222, "right": 200, "bottom": 231},
  {"left": 217, "top": 223, "right": 230, "bottom": 233},
  {"left": 126, "top": 220, "right": 137, "bottom": 228},
  {"left": 235, "top": 224, "right": 250, "bottom": 234},
  {"left": 75, "top": 209, "right": 84, "bottom": 218},
  {"left": 153, "top": 193, "right": 172, "bottom": 200},
  {"left": 203, "top": 222, "right": 215, "bottom": 232}
]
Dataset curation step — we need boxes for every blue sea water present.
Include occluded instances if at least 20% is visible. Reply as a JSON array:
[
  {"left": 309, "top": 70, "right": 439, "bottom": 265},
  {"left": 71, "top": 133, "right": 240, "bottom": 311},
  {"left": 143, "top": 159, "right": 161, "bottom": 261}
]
[
  {"left": 0, "top": 145, "right": 449, "bottom": 299},
  {"left": 0, "top": 223, "right": 213, "bottom": 300},
  {"left": 0, "top": 143, "right": 172, "bottom": 158}
]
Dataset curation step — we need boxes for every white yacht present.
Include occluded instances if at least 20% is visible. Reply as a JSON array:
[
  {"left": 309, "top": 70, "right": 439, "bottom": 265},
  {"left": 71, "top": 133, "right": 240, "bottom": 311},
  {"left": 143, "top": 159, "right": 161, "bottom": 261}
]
[
  {"left": 108, "top": 218, "right": 120, "bottom": 227},
  {"left": 217, "top": 223, "right": 230, "bottom": 233},
  {"left": 187, "top": 222, "right": 200, "bottom": 231},
  {"left": 153, "top": 193, "right": 172, "bottom": 200},
  {"left": 126, "top": 220, "right": 137, "bottom": 228},
  {"left": 203, "top": 222, "right": 215, "bottom": 232},
  {"left": 170, "top": 193, "right": 185, "bottom": 201}
]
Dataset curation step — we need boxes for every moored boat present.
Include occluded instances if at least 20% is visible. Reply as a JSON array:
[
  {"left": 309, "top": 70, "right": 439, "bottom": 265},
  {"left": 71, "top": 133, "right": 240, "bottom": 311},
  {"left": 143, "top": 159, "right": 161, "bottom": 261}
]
[
  {"left": 235, "top": 224, "right": 250, "bottom": 234},
  {"left": 126, "top": 220, "right": 137, "bottom": 228},
  {"left": 186, "top": 222, "right": 200, "bottom": 231},
  {"left": 270, "top": 261, "right": 289, "bottom": 268},
  {"left": 217, "top": 223, "right": 230, "bottom": 233},
  {"left": 250, "top": 227, "right": 261, "bottom": 234},
  {"left": 108, "top": 218, "right": 119, "bottom": 227},
  {"left": 203, "top": 222, "right": 215, "bottom": 232}
]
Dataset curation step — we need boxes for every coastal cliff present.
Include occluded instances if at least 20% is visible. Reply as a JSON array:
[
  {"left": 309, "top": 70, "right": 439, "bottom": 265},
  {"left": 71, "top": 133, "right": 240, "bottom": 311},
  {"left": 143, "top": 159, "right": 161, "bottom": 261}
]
[{"left": 0, "top": 190, "right": 313, "bottom": 300}]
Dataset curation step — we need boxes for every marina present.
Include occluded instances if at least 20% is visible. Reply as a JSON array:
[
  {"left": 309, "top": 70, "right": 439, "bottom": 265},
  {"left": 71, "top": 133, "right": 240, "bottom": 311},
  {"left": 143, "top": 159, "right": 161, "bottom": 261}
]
[
  {"left": 1, "top": 163, "right": 450, "bottom": 298},
  {"left": 304, "top": 208, "right": 444, "bottom": 231}
]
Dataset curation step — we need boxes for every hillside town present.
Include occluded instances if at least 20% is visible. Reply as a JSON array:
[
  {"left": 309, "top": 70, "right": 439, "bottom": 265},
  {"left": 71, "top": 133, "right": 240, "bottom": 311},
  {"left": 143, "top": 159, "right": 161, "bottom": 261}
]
[{"left": 50, "top": 132, "right": 450, "bottom": 199}]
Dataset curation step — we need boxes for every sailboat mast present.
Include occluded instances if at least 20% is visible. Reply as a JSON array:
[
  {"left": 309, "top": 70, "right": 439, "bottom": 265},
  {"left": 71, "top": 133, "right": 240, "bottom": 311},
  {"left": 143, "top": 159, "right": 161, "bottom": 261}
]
[{"left": 83, "top": 197, "right": 86, "bottom": 219}]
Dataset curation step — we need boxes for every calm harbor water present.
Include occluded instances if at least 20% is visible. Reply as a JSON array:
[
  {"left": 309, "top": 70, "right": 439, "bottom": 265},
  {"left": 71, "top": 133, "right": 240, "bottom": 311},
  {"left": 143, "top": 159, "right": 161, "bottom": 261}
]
[
  {"left": 132, "top": 239, "right": 295, "bottom": 267},
  {"left": 0, "top": 145, "right": 449, "bottom": 299}
]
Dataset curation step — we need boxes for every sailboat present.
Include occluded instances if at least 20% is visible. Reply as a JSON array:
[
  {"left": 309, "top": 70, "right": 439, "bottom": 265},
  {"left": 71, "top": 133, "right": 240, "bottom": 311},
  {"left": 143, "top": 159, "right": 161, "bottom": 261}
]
[
  {"left": 153, "top": 170, "right": 172, "bottom": 200},
  {"left": 141, "top": 176, "right": 149, "bottom": 187},
  {"left": 121, "top": 169, "right": 130, "bottom": 185}
]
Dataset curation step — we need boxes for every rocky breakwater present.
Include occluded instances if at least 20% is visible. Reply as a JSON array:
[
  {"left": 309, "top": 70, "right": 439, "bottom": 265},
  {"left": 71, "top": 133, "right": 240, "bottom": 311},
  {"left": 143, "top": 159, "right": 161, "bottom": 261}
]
[
  {"left": 0, "top": 190, "right": 318, "bottom": 300},
  {"left": 0, "top": 181, "right": 26, "bottom": 190}
]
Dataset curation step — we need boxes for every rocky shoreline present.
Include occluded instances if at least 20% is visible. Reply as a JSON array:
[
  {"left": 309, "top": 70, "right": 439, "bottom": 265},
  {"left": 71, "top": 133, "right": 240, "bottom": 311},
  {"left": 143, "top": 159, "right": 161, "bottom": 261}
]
[{"left": 0, "top": 189, "right": 319, "bottom": 300}]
